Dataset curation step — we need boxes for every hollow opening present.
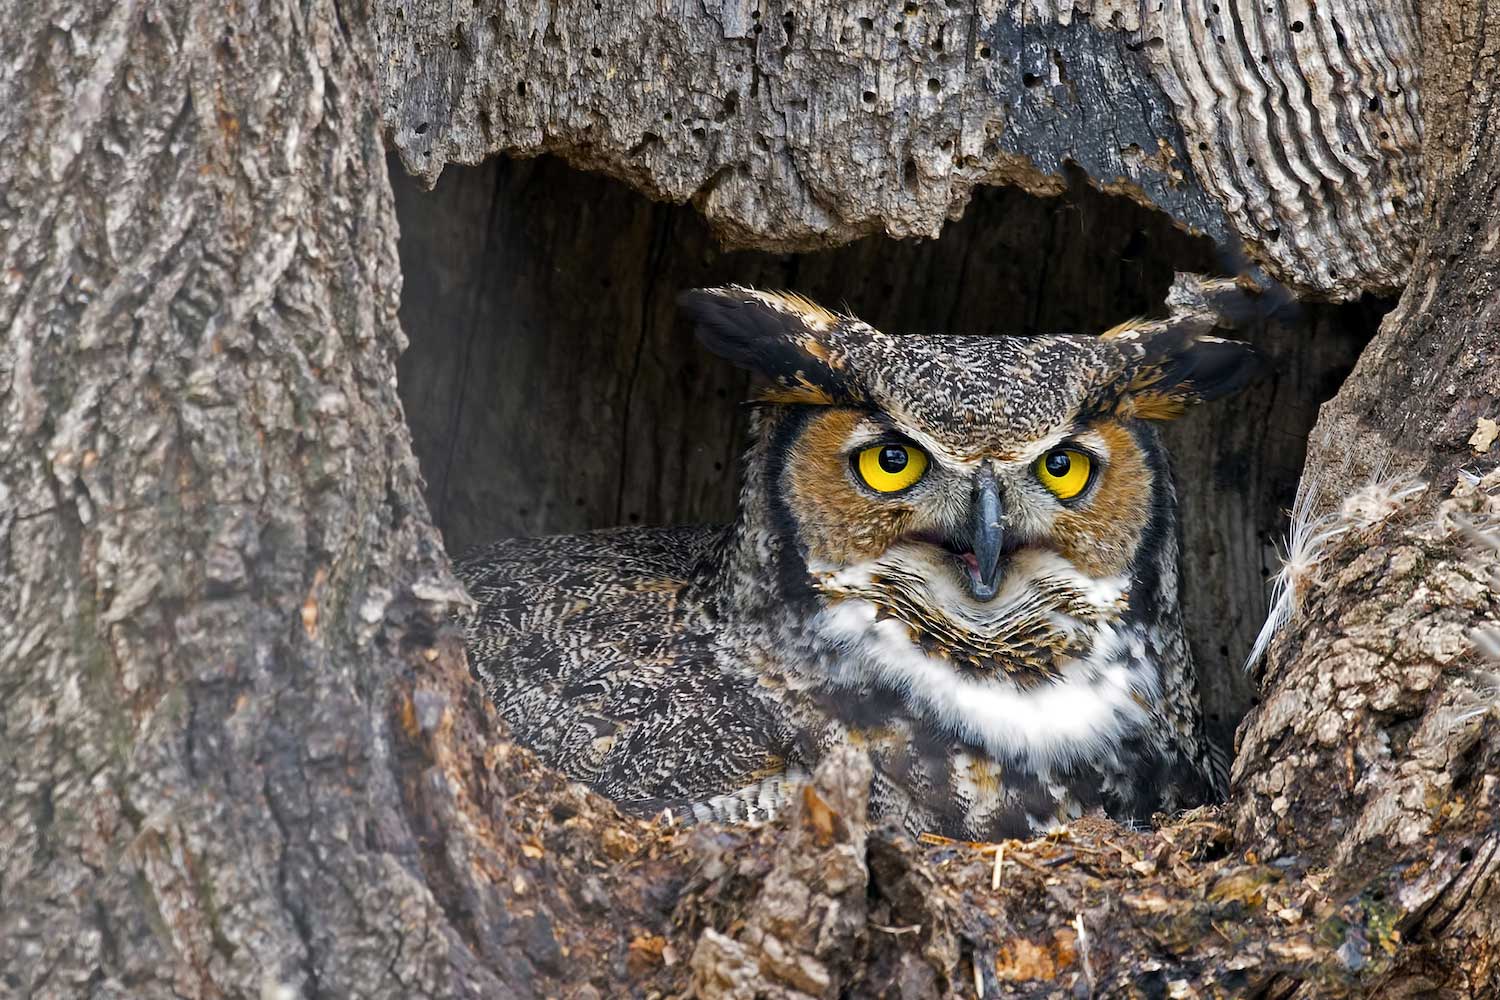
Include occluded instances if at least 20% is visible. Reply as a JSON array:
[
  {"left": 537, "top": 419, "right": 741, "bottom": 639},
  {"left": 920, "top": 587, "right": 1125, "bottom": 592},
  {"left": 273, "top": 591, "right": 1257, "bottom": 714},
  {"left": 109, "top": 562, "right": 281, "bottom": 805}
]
[{"left": 389, "top": 153, "right": 1378, "bottom": 776}]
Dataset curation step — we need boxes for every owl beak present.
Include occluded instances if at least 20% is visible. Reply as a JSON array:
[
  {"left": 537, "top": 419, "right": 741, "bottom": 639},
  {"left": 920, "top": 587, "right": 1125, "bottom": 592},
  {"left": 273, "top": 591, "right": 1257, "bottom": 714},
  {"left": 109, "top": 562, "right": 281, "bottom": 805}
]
[{"left": 968, "top": 465, "right": 1005, "bottom": 602}]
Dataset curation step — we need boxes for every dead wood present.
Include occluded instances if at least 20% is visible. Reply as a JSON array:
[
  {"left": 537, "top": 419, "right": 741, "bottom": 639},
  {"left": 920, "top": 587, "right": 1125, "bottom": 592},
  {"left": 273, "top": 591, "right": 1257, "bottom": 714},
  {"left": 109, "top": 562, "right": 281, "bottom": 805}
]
[{"left": 2, "top": 0, "right": 1496, "bottom": 997}]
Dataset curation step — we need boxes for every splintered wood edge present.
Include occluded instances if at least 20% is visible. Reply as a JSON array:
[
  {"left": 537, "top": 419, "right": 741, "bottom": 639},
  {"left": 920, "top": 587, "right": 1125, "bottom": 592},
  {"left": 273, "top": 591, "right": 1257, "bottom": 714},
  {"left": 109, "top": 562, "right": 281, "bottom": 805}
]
[{"left": 378, "top": 0, "right": 1420, "bottom": 299}]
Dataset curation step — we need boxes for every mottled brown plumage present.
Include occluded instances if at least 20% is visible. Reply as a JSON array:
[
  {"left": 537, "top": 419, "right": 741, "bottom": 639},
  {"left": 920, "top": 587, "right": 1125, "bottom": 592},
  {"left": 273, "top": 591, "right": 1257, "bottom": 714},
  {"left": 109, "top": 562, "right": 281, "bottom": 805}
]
[{"left": 459, "top": 274, "right": 1264, "bottom": 838}]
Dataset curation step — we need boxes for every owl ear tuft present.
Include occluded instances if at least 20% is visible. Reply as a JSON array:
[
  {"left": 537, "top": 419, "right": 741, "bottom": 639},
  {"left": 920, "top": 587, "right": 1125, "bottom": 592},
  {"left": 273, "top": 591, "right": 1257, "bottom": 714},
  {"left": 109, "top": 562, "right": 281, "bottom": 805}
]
[
  {"left": 1111, "top": 326, "right": 1267, "bottom": 420},
  {"left": 1103, "top": 272, "right": 1272, "bottom": 420},
  {"left": 678, "top": 287, "right": 856, "bottom": 405}
]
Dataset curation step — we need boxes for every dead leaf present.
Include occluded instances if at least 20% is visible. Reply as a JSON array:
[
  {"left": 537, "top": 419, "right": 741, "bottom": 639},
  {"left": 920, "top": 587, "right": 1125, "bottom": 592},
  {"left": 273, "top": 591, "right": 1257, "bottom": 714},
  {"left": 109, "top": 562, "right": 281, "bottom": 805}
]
[
  {"left": 627, "top": 934, "right": 667, "bottom": 976},
  {"left": 1470, "top": 417, "right": 1498, "bottom": 453},
  {"left": 801, "top": 784, "right": 840, "bottom": 845},
  {"left": 993, "top": 928, "right": 1078, "bottom": 982},
  {"left": 600, "top": 826, "right": 639, "bottom": 860}
]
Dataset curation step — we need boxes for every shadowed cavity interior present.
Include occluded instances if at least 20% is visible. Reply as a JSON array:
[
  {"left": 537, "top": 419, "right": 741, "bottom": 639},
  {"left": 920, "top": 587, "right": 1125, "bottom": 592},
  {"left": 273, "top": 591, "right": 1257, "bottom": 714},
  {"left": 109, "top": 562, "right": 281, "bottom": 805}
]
[{"left": 389, "top": 152, "right": 1381, "bottom": 769}]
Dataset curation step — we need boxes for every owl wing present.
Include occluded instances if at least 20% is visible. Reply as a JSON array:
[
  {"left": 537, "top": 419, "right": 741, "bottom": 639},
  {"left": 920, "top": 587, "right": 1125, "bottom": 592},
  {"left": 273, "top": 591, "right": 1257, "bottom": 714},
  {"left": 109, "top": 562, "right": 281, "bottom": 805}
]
[{"left": 457, "top": 526, "right": 804, "bottom": 814}]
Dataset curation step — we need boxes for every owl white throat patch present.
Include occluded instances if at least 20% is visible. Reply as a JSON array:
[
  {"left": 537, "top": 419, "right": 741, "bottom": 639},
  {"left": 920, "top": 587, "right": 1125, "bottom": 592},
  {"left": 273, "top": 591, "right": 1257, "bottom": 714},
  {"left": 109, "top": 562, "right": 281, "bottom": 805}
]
[{"left": 809, "top": 546, "right": 1158, "bottom": 769}]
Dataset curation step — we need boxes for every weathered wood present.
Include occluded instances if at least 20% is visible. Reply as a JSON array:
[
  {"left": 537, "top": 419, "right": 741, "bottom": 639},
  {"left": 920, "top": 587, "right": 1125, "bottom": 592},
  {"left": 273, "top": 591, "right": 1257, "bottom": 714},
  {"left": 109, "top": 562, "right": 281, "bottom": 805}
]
[
  {"left": 1228, "top": 0, "right": 1500, "bottom": 987},
  {"left": 393, "top": 152, "right": 1373, "bottom": 758},
  {"left": 4, "top": 0, "right": 1496, "bottom": 996},
  {"left": 390, "top": 0, "right": 1500, "bottom": 988},
  {"left": 0, "top": 2, "right": 487, "bottom": 995},
  {"left": 1129, "top": 0, "right": 1423, "bottom": 298},
  {"left": 378, "top": 0, "right": 1421, "bottom": 298},
  {"left": 1299, "top": 5, "right": 1500, "bottom": 495}
]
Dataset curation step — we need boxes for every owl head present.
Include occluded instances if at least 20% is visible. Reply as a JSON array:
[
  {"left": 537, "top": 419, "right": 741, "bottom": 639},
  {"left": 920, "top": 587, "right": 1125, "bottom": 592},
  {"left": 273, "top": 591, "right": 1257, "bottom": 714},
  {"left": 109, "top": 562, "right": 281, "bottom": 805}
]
[{"left": 680, "top": 281, "right": 1263, "bottom": 685}]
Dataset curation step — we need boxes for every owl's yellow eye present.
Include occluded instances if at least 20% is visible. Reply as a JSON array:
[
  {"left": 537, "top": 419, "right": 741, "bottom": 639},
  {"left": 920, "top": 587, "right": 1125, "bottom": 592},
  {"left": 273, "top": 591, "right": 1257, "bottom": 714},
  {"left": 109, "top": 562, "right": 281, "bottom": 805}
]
[
  {"left": 1035, "top": 448, "right": 1093, "bottom": 500},
  {"left": 855, "top": 443, "right": 929, "bottom": 493}
]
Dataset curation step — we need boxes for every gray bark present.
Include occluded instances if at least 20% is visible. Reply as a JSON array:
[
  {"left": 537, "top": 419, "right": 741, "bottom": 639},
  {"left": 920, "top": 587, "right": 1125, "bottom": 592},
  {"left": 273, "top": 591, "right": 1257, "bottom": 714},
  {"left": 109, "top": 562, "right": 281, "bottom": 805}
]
[
  {"left": 4, "top": 0, "right": 1497, "bottom": 997},
  {"left": 378, "top": 0, "right": 1421, "bottom": 299},
  {"left": 0, "top": 1, "right": 482, "bottom": 994}
]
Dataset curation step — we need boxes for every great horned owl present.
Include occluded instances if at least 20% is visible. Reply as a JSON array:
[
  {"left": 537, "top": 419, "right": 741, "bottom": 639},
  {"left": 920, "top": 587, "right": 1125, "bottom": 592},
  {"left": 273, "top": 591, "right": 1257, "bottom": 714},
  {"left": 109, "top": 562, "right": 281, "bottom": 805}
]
[{"left": 458, "top": 276, "right": 1262, "bottom": 839}]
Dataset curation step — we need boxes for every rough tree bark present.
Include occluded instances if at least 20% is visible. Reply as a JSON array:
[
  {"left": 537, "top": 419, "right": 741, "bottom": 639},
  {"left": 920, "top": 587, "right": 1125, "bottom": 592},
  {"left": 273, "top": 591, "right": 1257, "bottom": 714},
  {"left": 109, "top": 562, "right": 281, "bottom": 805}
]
[
  {"left": 378, "top": 0, "right": 1422, "bottom": 298},
  {"left": 2, "top": 3, "right": 1496, "bottom": 1000},
  {"left": 0, "top": 1, "right": 483, "bottom": 994}
]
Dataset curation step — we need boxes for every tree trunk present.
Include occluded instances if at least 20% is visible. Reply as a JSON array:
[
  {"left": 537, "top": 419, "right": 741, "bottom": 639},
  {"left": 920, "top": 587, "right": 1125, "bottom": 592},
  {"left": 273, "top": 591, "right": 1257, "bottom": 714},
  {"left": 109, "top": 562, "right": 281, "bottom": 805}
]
[
  {"left": 0, "top": 1, "right": 482, "bottom": 994},
  {"left": 3, "top": 2, "right": 1496, "bottom": 1000}
]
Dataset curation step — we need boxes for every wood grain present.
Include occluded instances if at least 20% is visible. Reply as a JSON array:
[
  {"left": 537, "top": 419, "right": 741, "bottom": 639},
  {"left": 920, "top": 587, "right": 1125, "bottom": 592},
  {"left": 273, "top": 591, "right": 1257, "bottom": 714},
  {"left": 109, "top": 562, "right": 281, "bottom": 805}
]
[
  {"left": 379, "top": 0, "right": 1421, "bottom": 298},
  {"left": 5, "top": 0, "right": 1497, "bottom": 994}
]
